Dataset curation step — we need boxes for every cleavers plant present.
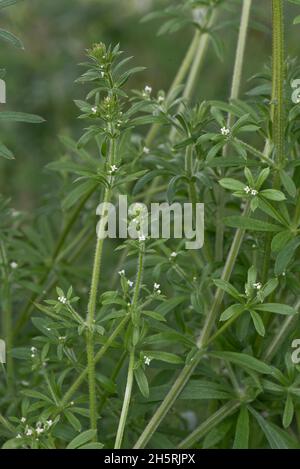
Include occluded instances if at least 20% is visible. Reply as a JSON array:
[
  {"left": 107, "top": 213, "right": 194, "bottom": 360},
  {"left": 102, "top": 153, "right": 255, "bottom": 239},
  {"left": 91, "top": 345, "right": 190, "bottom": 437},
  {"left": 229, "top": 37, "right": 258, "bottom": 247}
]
[{"left": 1, "top": 0, "right": 300, "bottom": 450}]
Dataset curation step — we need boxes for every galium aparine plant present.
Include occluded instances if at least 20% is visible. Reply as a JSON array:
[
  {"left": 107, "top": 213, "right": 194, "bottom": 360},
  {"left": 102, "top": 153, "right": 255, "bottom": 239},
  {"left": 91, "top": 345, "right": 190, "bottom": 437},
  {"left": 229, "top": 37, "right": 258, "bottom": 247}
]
[{"left": 1, "top": 0, "right": 300, "bottom": 450}]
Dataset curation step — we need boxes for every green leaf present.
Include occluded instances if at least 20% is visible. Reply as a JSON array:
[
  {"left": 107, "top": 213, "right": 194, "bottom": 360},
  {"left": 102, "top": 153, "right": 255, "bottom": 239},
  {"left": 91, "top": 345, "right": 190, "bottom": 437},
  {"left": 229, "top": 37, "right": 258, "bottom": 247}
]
[
  {"left": 219, "top": 178, "right": 245, "bottom": 192},
  {"left": 134, "top": 367, "right": 149, "bottom": 399},
  {"left": 279, "top": 170, "right": 297, "bottom": 198},
  {"left": 66, "top": 430, "right": 97, "bottom": 449},
  {"left": 255, "top": 303, "right": 297, "bottom": 315},
  {"left": 64, "top": 410, "right": 82, "bottom": 432},
  {"left": 220, "top": 304, "right": 244, "bottom": 322},
  {"left": 0, "top": 29, "right": 23, "bottom": 49},
  {"left": 283, "top": 394, "right": 294, "bottom": 428},
  {"left": 271, "top": 231, "right": 293, "bottom": 252},
  {"left": 259, "top": 278, "right": 278, "bottom": 300},
  {"left": 213, "top": 279, "right": 241, "bottom": 300},
  {"left": 233, "top": 406, "right": 249, "bottom": 449},
  {"left": 224, "top": 216, "right": 281, "bottom": 232},
  {"left": 0, "top": 111, "right": 45, "bottom": 123},
  {"left": 275, "top": 238, "right": 300, "bottom": 275},
  {"left": 0, "top": 0, "right": 23, "bottom": 8},
  {"left": 293, "top": 15, "right": 300, "bottom": 24},
  {"left": 62, "top": 181, "right": 98, "bottom": 211},
  {"left": 142, "top": 351, "right": 183, "bottom": 364},
  {"left": 0, "top": 142, "right": 14, "bottom": 159},
  {"left": 249, "top": 407, "right": 294, "bottom": 449},
  {"left": 260, "top": 189, "right": 286, "bottom": 201},
  {"left": 250, "top": 310, "right": 265, "bottom": 337},
  {"left": 210, "top": 351, "right": 273, "bottom": 374}
]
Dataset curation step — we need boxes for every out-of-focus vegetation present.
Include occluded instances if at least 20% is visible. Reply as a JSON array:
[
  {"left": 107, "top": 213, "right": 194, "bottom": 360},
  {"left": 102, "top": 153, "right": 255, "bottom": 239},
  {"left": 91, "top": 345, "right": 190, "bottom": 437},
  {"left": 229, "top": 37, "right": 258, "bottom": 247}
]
[{"left": 0, "top": 0, "right": 299, "bottom": 209}]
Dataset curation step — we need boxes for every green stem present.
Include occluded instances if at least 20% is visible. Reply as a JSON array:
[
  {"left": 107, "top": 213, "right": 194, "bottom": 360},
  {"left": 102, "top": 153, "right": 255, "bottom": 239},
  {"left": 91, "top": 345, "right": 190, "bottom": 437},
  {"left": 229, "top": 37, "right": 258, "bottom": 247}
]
[
  {"left": 114, "top": 350, "right": 135, "bottom": 449},
  {"left": 86, "top": 137, "right": 116, "bottom": 437},
  {"left": 114, "top": 242, "right": 145, "bottom": 449},
  {"left": 177, "top": 401, "right": 240, "bottom": 449},
  {"left": 215, "top": 0, "right": 252, "bottom": 262},
  {"left": 261, "top": 0, "right": 285, "bottom": 284},
  {"left": 60, "top": 316, "right": 129, "bottom": 409}
]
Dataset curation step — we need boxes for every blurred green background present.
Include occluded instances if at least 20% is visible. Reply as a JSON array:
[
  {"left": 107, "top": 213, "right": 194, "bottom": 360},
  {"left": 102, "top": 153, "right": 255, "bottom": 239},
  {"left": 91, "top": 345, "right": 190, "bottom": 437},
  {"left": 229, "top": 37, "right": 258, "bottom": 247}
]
[{"left": 0, "top": 0, "right": 299, "bottom": 209}]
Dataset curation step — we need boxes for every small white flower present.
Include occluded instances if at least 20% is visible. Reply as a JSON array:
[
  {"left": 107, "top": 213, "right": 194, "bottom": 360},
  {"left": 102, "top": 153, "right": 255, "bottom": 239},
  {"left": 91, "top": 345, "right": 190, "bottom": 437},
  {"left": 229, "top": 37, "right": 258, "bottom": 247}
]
[
  {"left": 158, "top": 95, "right": 164, "bottom": 103},
  {"left": 108, "top": 164, "right": 118, "bottom": 174},
  {"left": 46, "top": 327, "right": 51, "bottom": 331},
  {"left": 282, "top": 272, "right": 286, "bottom": 276},
  {"left": 127, "top": 280, "right": 134, "bottom": 287},
  {"left": 144, "top": 355, "right": 151, "bottom": 366},
  {"left": 118, "top": 269, "right": 125, "bottom": 276},
  {"left": 170, "top": 252, "right": 177, "bottom": 258},
  {"left": 10, "top": 261, "right": 18, "bottom": 269},
  {"left": 91, "top": 106, "right": 98, "bottom": 114},
  {"left": 70, "top": 401, "right": 74, "bottom": 406},
  {"left": 30, "top": 347, "right": 37, "bottom": 353},
  {"left": 58, "top": 296, "right": 67, "bottom": 304},
  {"left": 46, "top": 420, "right": 53, "bottom": 427},
  {"left": 144, "top": 85, "right": 152, "bottom": 94},
  {"left": 253, "top": 282, "right": 262, "bottom": 290},
  {"left": 138, "top": 234, "right": 146, "bottom": 242},
  {"left": 16, "top": 434, "right": 22, "bottom": 439},
  {"left": 156, "top": 289, "right": 161, "bottom": 295},
  {"left": 31, "top": 354, "right": 35, "bottom": 358},
  {"left": 25, "top": 429, "right": 33, "bottom": 436},
  {"left": 36, "top": 427, "right": 44, "bottom": 435},
  {"left": 221, "top": 127, "right": 230, "bottom": 136},
  {"left": 143, "top": 146, "right": 150, "bottom": 154},
  {"left": 59, "top": 336, "right": 66, "bottom": 341},
  {"left": 154, "top": 283, "right": 160, "bottom": 290},
  {"left": 21, "top": 417, "right": 26, "bottom": 423},
  {"left": 244, "top": 186, "right": 251, "bottom": 194},
  {"left": 251, "top": 189, "right": 258, "bottom": 196}
]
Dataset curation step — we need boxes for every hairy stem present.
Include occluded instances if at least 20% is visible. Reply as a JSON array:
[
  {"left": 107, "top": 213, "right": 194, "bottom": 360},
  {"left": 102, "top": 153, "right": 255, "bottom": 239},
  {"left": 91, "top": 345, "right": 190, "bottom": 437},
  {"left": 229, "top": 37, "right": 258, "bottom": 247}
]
[
  {"left": 86, "top": 137, "right": 116, "bottom": 437},
  {"left": 114, "top": 242, "right": 145, "bottom": 449}
]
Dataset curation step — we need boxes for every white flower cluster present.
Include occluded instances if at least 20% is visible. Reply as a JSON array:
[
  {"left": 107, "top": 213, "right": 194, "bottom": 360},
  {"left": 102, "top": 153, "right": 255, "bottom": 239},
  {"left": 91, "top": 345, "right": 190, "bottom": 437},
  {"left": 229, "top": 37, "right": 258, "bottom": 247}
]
[
  {"left": 221, "top": 127, "right": 230, "bottom": 136},
  {"left": 253, "top": 282, "right": 262, "bottom": 290},
  {"left": 58, "top": 296, "right": 67, "bottom": 304},
  {"left": 244, "top": 186, "right": 258, "bottom": 196},
  {"left": 17, "top": 419, "right": 53, "bottom": 440},
  {"left": 108, "top": 164, "right": 118, "bottom": 175},
  {"left": 144, "top": 355, "right": 151, "bottom": 366},
  {"left": 143, "top": 85, "right": 152, "bottom": 98},
  {"left": 30, "top": 346, "right": 37, "bottom": 359},
  {"left": 154, "top": 283, "right": 161, "bottom": 295}
]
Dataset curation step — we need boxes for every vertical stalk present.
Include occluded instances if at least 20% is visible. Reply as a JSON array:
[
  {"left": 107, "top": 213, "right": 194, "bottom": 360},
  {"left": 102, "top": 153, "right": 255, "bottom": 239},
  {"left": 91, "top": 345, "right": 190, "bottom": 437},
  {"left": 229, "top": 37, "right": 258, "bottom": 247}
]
[
  {"left": 215, "top": 0, "right": 252, "bottom": 262},
  {"left": 114, "top": 241, "right": 145, "bottom": 449},
  {"left": 261, "top": 0, "right": 285, "bottom": 283},
  {"left": 86, "top": 137, "right": 116, "bottom": 437}
]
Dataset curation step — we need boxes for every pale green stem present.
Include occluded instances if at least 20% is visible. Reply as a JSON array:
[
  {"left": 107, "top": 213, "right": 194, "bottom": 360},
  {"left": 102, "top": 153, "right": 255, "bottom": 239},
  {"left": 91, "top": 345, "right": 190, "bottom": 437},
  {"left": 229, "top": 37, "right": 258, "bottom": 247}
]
[
  {"left": 86, "top": 137, "right": 116, "bottom": 437},
  {"left": 114, "top": 242, "right": 145, "bottom": 449},
  {"left": 215, "top": 0, "right": 252, "bottom": 262},
  {"left": 178, "top": 401, "right": 240, "bottom": 449}
]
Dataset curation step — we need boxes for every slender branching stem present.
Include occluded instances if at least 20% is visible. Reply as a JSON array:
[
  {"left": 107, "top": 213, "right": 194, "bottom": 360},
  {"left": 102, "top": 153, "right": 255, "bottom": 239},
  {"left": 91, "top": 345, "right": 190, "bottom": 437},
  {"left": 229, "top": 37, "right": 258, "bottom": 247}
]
[
  {"left": 86, "top": 137, "right": 116, "bottom": 437},
  {"left": 215, "top": 0, "right": 252, "bottom": 262},
  {"left": 114, "top": 241, "right": 145, "bottom": 449},
  {"left": 177, "top": 401, "right": 240, "bottom": 448}
]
